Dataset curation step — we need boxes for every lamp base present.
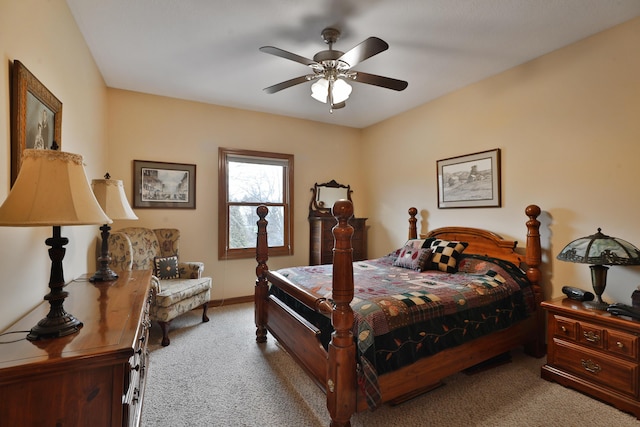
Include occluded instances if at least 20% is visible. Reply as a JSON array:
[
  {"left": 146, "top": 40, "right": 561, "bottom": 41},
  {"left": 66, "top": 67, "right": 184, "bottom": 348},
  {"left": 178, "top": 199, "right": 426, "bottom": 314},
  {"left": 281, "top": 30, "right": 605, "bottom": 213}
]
[
  {"left": 27, "top": 312, "right": 83, "bottom": 341},
  {"left": 90, "top": 223, "right": 119, "bottom": 282},
  {"left": 90, "top": 268, "right": 119, "bottom": 282},
  {"left": 27, "top": 225, "right": 84, "bottom": 341},
  {"left": 582, "top": 300, "right": 610, "bottom": 311}
]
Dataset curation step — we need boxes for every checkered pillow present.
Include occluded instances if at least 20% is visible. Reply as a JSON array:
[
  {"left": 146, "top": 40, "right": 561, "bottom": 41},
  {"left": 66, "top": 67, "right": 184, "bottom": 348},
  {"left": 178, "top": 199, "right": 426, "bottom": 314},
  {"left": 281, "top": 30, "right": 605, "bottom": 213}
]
[{"left": 427, "top": 240, "right": 469, "bottom": 273}]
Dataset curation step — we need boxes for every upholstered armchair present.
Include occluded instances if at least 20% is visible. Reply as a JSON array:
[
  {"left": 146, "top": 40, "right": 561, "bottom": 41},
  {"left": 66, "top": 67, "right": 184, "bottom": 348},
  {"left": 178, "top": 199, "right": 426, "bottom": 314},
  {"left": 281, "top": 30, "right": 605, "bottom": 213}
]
[{"left": 108, "top": 227, "right": 212, "bottom": 346}]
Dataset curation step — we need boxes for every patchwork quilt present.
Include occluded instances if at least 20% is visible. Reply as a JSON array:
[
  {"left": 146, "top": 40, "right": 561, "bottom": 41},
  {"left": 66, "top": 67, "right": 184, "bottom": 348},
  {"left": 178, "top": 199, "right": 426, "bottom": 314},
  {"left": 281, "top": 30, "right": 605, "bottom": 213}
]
[{"left": 271, "top": 253, "right": 535, "bottom": 409}]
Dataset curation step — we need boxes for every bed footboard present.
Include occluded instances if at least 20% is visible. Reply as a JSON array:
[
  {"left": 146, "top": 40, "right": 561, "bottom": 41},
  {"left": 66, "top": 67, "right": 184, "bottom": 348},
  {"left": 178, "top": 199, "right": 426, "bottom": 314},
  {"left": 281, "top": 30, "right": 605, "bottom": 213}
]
[{"left": 255, "top": 201, "right": 358, "bottom": 427}]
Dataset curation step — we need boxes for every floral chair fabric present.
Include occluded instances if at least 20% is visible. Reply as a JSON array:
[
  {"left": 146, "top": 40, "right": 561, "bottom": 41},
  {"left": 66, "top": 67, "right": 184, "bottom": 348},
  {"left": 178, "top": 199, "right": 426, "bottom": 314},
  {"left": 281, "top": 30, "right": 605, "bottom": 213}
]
[{"left": 108, "top": 227, "right": 212, "bottom": 346}]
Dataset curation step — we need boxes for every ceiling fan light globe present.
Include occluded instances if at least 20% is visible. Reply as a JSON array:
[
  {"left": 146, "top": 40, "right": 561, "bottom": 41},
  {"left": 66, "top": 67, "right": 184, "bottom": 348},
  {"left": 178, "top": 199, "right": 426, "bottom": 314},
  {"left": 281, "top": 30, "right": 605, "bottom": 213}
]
[
  {"left": 311, "top": 78, "right": 329, "bottom": 103},
  {"left": 332, "top": 79, "right": 352, "bottom": 104}
]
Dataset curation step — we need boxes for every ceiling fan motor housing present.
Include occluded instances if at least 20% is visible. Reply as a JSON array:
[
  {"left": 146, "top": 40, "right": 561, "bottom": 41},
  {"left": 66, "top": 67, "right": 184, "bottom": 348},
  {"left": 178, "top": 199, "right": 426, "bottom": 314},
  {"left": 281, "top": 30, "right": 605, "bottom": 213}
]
[
  {"left": 320, "top": 27, "right": 341, "bottom": 45},
  {"left": 313, "top": 50, "right": 345, "bottom": 63}
]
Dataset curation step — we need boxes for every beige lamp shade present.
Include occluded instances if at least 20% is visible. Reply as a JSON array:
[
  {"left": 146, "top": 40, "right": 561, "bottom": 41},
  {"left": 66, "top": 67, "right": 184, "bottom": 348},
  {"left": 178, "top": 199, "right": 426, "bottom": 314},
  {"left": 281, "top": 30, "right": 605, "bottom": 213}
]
[
  {"left": 91, "top": 177, "right": 138, "bottom": 220},
  {"left": 0, "top": 149, "right": 111, "bottom": 226}
]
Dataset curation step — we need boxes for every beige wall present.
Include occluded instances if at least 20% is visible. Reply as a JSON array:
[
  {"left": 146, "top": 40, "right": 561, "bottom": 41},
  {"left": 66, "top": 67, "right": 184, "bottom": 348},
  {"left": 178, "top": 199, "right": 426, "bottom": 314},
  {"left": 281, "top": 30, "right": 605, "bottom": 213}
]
[
  {"left": 2, "top": 1, "right": 640, "bottom": 330},
  {"left": 0, "top": 0, "right": 108, "bottom": 328},
  {"left": 105, "top": 90, "right": 363, "bottom": 303},
  {"left": 363, "top": 16, "right": 640, "bottom": 304}
]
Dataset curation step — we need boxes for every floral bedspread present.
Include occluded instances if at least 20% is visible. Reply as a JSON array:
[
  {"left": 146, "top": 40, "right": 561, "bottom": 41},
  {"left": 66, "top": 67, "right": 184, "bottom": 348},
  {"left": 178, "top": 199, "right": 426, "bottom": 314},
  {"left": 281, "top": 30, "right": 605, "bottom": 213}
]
[{"left": 272, "top": 253, "right": 535, "bottom": 409}]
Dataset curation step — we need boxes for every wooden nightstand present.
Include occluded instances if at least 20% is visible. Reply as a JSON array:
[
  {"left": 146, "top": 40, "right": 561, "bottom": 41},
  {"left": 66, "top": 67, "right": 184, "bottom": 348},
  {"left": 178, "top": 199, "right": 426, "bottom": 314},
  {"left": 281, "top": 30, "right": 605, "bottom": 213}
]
[{"left": 541, "top": 298, "right": 640, "bottom": 419}]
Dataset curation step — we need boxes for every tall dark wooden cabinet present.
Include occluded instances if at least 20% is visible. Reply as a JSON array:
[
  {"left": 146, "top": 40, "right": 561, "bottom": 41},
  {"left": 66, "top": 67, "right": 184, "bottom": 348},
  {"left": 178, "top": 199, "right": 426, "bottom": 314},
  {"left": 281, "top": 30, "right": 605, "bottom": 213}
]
[
  {"left": 309, "top": 216, "right": 368, "bottom": 265},
  {"left": 308, "top": 180, "right": 367, "bottom": 265},
  {"left": 0, "top": 270, "right": 152, "bottom": 427}
]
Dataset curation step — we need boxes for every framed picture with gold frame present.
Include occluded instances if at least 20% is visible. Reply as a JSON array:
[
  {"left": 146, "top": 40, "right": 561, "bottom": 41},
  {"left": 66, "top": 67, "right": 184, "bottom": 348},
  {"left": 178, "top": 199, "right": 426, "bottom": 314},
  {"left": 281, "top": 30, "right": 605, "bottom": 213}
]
[{"left": 11, "top": 60, "right": 62, "bottom": 185}]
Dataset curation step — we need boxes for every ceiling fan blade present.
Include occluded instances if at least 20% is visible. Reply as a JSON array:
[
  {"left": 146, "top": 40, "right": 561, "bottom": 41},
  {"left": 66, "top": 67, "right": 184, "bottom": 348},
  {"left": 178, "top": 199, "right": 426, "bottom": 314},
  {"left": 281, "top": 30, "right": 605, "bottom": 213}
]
[
  {"left": 338, "top": 37, "right": 389, "bottom": 68},
  {"left": 259, "top": 46, "right": 318, "bottom": 67},
  {"left": 263, "top": 75, "right": 310, "bottom": 94},
  {"left": 349, "top": 71, "right": 408, "bottom": 91}
]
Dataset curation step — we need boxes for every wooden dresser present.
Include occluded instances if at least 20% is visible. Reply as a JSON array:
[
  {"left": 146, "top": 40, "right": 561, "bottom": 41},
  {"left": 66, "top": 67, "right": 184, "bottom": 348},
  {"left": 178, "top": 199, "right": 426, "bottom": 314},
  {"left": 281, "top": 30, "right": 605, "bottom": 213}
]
[
  {"left": 541, "top": 297, "right": 640, "bottom": 419},
  {"left": 309, "top": 216, "right": 367, "bottom": 265},
  {"left": 0, "top": 270, "right": 152, "bottom": 427}
]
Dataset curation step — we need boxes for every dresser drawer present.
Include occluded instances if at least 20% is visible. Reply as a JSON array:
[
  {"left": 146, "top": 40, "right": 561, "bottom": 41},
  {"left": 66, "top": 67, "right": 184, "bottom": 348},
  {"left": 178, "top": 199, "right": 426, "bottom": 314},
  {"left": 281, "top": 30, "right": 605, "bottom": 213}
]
[
  {"left": 607, "top": 329, "right": 639, "bottom": 360},
  {"left": 551, "top": 338, "right": 639, "bottom": 398},
  {"left": 578, "top": 322, "right": 605, "bottom": 349},
  {"left": 552, "top": 314, "right": 639, "bottom": 360},
  {"left": 552, "top": 315, "right": 577, "bottom": 340},
  {"left": 123, "top": 287, "right": 152, "bottom": 427}
]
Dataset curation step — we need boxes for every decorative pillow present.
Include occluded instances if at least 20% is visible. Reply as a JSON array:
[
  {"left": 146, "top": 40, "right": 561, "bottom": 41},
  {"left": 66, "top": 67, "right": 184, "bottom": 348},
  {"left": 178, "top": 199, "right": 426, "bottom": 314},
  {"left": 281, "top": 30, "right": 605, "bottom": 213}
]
[
  {"left": 427, "top": 240, "right": 469, "bottom": 273},
  {"left": 154, "top": 255, "right": 179, "bottom": 279},
  {"left": 392, "top": 238, "right": 425, "bottom": 258},
  {"left": 416, "top": 248, "right": 434, "bottom": 271},
  {"left": 421, "top": 237, "right": 436, "bottom": 249},
  {"left": 393, "top": 244, "right": 433, "bottom": 271}
]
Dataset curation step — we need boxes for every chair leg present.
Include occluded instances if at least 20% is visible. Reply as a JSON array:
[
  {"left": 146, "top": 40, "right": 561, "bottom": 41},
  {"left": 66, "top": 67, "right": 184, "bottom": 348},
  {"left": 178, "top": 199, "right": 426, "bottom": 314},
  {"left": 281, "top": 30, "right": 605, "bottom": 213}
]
[
  {"left": 158, "top": 321, "right": 171, "bottom": 346},
  {"left": 202, "top": 302, "right": 210, "bottom": 323}
]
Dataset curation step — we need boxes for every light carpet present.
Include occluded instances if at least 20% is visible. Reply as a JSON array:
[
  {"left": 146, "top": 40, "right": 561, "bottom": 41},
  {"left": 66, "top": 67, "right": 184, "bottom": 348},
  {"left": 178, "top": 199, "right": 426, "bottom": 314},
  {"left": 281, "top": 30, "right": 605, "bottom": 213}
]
[{"left": 141, "top": 302, "right": 638, "bottom": 426}]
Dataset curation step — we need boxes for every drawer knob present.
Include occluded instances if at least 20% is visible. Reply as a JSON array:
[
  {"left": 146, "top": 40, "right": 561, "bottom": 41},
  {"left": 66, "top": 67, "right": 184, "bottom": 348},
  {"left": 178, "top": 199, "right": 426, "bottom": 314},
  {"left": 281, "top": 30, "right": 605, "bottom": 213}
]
[
  {"left": 617, "top": 341, "right": 624, "bottom": 348},
  {"left": 583, "top": 331, "right": 601, "bottom": 343},
  {"left": 581, "top": 358, "right": 601, "bottom": 374},
  {"left": 560, "top": 326, "right": 567, "bottom": 333}
]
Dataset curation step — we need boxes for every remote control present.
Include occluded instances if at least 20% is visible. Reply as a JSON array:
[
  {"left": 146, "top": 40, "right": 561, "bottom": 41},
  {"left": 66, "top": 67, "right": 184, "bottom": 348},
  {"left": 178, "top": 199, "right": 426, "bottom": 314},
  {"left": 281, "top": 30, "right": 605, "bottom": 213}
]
[
  {"left": 607, "top": 303, "right": 640, "bottom": 320},
  {"left": 562, "top": 286, "right": 594, "bottom": 302}
]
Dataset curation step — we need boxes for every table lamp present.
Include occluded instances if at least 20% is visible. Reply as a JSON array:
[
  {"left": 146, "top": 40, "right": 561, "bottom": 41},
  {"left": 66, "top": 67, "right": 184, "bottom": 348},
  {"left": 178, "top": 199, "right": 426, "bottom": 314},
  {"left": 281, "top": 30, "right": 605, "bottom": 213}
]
[
  {"left": 90, "top": 173, "right": 138, "bottom": 282},
  {"left": 0, "top": 149, "right": 111, "bottom": 340},
  {"left": 557, "top": 228, "right": 640, "bottom": 310}
]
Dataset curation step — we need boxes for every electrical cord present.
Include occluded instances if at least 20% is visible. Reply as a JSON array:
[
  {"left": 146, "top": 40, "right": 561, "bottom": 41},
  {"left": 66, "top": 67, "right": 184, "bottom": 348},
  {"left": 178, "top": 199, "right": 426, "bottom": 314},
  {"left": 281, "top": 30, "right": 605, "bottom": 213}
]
[{"left": 0, "top": 330, "right": 29, "bottom": 344}]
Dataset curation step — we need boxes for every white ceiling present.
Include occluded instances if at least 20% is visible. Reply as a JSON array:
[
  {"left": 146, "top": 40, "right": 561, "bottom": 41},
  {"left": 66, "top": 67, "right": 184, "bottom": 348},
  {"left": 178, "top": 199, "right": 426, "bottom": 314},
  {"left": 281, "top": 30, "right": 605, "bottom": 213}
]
[{"left": 65, "top": 0, "right": 640, "bottom": 129}]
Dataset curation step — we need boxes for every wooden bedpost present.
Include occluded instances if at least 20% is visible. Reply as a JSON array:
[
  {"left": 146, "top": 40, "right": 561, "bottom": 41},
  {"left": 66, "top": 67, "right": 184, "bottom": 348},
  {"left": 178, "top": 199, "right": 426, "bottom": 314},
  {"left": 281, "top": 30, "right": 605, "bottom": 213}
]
[
  {"left": 408, "top": 207, "right": 418, "bottom": 240},
  {"left": 327, "top": 200, "right": 356, "bottom": 427},
  {"left": 255, "top": 205, "right": 269, "bottom": 343},
  {"left": 524, "top": 204, "right": 545, "bottom": 357}
]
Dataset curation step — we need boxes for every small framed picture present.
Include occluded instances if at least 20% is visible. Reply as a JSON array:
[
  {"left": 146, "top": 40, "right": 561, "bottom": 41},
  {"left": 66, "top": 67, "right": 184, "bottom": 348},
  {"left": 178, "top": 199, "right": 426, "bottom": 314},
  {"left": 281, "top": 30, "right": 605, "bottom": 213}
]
[
  {"left": 11, "top": 60, "right": 63, "bottom": 185},
  {"left": 133, "top": 160, "right": 196, "bottom": 209},
  {"left": 437, "top": 148, "right": 501, "bottom": 209}
]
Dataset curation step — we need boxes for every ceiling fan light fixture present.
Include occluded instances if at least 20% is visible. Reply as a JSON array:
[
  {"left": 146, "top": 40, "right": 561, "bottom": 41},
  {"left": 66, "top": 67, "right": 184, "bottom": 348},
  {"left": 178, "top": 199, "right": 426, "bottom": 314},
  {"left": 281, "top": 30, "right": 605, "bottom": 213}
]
[
  {"left": 332, "top": 78, "right": 352, "bottom": 104},
  {"left": 311, "top": 78, "right": 329, "bottom": 103},
  {"left": 310, "top": 77, "right": 351, "bottom": 105}
]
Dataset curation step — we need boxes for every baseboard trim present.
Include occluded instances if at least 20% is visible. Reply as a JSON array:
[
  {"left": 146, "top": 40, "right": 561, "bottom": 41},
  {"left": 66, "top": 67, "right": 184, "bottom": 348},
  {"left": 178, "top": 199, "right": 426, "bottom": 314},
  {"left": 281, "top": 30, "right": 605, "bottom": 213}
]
[{"left": 206, "top": 295, "right": 253, "bottom": 307}]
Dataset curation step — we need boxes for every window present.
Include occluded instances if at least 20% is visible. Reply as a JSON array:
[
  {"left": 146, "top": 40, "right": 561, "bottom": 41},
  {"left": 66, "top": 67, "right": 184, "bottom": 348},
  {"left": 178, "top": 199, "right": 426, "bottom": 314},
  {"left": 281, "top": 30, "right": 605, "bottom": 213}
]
[{"left": 218, "top": 148, "right": 294, "bottom": 260}]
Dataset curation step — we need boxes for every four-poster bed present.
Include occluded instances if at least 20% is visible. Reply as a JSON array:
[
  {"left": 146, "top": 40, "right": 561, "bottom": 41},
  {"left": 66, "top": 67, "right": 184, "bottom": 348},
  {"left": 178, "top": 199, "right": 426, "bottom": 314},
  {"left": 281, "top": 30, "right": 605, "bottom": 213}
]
[{"left": 255, "top": 201, "right": 544, "bottom": 426}]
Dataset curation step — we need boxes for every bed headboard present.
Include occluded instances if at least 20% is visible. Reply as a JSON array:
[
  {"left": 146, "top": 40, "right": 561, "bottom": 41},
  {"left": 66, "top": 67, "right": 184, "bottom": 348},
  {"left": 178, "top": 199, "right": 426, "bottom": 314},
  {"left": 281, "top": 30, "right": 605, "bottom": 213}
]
[
  {"left": 421, "top": 227, "right": 522, "bottom": 266},
  {"left": 413, "top": 205, "right": 542, "bottom": 277}
]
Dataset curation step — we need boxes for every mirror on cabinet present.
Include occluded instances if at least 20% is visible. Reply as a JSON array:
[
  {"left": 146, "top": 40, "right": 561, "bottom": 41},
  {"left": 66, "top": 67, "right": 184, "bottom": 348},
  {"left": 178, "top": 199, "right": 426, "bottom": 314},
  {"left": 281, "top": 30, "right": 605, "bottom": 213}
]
[{"left": 309, "top": 180, "right": 352, "bottom": 217}]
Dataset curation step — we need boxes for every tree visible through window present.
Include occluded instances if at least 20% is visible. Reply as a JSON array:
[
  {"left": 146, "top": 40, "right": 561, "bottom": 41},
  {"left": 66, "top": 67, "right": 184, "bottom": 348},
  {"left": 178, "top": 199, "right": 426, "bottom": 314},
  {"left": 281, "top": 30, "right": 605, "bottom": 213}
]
[{"left": 218, "top": 148, "right": 293, "bottom": 259}]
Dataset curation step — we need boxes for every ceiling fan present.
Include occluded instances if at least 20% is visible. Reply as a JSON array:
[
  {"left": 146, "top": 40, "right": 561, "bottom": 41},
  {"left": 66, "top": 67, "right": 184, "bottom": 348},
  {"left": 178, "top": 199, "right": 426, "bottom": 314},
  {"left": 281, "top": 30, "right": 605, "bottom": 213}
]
[{"left": 260, "top": 27, "right": 408, "bottom": 112}]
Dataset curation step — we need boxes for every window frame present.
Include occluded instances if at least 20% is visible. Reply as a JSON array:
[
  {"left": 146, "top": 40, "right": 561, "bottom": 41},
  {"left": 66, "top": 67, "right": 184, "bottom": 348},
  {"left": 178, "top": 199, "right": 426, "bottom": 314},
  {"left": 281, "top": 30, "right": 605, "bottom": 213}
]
[{"left": 218, "top": 147, "right": 294, "bottom": 260}]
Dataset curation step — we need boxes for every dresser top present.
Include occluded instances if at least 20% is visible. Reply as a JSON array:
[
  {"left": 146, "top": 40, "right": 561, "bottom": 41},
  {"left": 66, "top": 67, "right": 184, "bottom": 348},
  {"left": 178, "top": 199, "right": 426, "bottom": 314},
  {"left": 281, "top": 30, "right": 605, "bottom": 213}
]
[{"left": 0, "top": 270, "right": 151, "bottom": 372}]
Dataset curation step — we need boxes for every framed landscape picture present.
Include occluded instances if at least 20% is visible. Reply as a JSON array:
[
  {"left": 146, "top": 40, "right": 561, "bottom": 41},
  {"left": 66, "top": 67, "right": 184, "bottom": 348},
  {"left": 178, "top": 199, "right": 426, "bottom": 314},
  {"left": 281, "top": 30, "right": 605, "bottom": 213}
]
[
  {"left": 11, "top": 60, "right": 62, "bottom": 185},
  {"left": 437, "top": 148, "right": 501, "bottom": 209},
  {"left": 133, "top": 160, "right": 196, "bottom": 209}
]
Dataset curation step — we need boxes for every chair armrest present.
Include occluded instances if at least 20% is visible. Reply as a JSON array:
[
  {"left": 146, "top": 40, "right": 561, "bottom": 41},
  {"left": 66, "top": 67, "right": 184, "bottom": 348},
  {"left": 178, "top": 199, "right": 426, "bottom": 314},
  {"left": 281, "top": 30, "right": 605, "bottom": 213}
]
[
  {"left": 151, "top": 275, "right": 162, "bottom": 294},
  {"left": 178, "top": 261, "right": 204, "bottom": 279}
]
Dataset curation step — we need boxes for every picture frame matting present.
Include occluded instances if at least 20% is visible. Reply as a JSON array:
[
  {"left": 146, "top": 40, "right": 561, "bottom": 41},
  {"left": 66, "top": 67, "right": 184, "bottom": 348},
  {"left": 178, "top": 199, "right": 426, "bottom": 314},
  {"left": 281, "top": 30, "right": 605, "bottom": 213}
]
[
  {"left": 437, "top": 148, "right": 501, "bottom": 209},
  {"left": 133, "top": 160, "right": 196, "bottom": 209}
]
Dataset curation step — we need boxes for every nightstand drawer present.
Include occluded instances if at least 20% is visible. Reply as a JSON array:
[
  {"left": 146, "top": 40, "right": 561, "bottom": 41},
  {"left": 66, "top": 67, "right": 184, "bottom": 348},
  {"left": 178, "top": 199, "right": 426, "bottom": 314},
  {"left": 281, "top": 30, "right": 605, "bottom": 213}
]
[
  {"left": 552, "top": 338, "right": 639, "bottom": 397},
  {"left": 552, "top": 315, "right": 577, "bottom": 340},
  {"left": 607, "top": 329, "right": 639, "bottom": 360},
  {"left": 578, "top": 322, "right": 605, "bottom": 349}
]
